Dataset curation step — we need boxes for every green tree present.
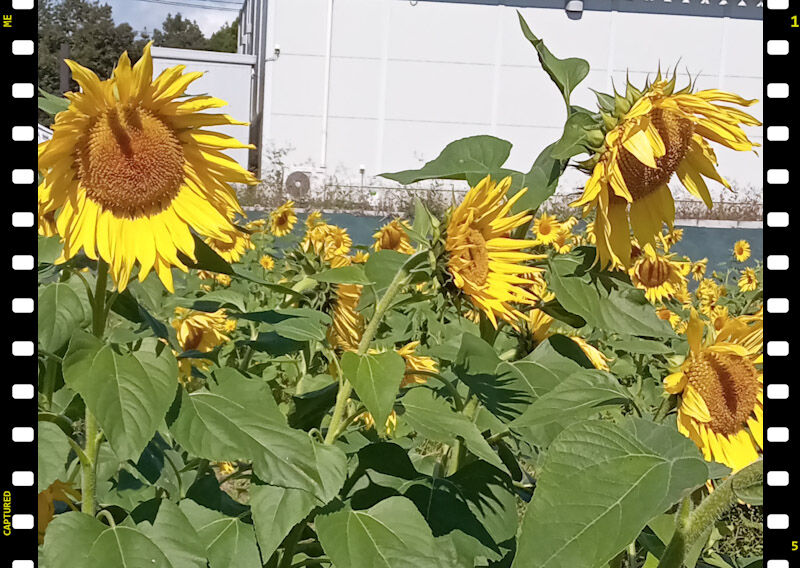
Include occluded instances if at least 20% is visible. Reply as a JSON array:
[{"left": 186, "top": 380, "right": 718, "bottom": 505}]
[
  {"left": 208, "top": 20, "right": 238, "bottom": 53},
  {"left": 38, "top": 0, "right": 147, "bottom": 99},
  {"left": 152, "top": 13, "right": 208, "bottom": 50}
]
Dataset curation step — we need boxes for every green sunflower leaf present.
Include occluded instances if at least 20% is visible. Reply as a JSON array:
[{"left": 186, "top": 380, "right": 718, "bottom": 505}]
[{"left": 513, "top": 418, "right": 708, "bottom": 568}]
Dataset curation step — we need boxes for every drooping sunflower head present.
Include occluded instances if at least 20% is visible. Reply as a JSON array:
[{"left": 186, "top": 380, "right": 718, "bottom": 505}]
[
  {"left": 270, "top": 200, "right": 297, "bottom": 236},
  {"left": 373, "top": 219, "right": 415, "bottom": 254},
  {"left": 444, "top": 176, "right": 545, "bottom": 328},
  {"left": 696, "top": 278, "right": 722, "bottom": 313},
  {"left": 738, "top": 267, "right": 759, "bottom": 292},
  {"left": 306, "top": 210, "right": 324, "bottom": 229},
  {"left": 205, "top": 227, "right": 253, "bottom": 264},
  {"left": 733, "top": 239, "right": 751, "bottom": 262},
  {"left": 396, "top": 341, "right": 438, "bottom": 387},
  {"left": 327, "top": 282, "right": 364, "bottom": 352},
  {"left": 571, "top": 70, "right": 760, "bottom": 269},
  {"left": 690, "top": 258, "right": 708, "bottom": 281},
  {"left": 629, "top": 244, "right": 687, "bottom": 303},
  {"left": 37, "top": 43, "right": 258, "bottom": 292},
  {"left": 656, "top": 306, "right": 682, "bottom": 330},
  {"left": 171, "top": 307, "right": 234, "bottom": 354},
  {"left": 301, "top": 223, "right": 352, "bottom": 261},
  {"left": 532, "top": 214, "right": 561, "bottom": 245},
  {"left": 665, "top": 309, "right": 762, "bottom": 471}
]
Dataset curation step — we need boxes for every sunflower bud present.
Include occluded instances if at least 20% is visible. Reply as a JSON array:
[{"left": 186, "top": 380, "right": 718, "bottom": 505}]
[
  {"left": 585, "top": 128, "right": 605, "bottom": 149},
  {"left": 613, "top": 93, "right": 631, "bottom": 117},
  {"left": 601, "top": 111, "right": 618, "bottom": 132}
]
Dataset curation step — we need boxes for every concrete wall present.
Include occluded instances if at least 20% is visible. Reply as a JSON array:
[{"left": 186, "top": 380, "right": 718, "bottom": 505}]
[
  {"left": 151, "top": 47, "right": 256, "bottom": 168},
  {"left": 249, "top": 0, "right": 762, "bottom": 201}
]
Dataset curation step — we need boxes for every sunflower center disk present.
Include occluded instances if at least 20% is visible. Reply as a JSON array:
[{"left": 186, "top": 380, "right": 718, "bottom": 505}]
[
  {"left": 460, "top": 229, "right": 490, "bottom": 286},
  {"left": 635, "top": 256, "right": 670, "bottom": 287},
  {"left": 78, "top": 105, "right": 185, "bottom": 218},
  {"left": 617, "top": 108, "right": 694, "bottom": 200},
  {"left": 686, "top": 351, "right": 760, "bottom": 435}
]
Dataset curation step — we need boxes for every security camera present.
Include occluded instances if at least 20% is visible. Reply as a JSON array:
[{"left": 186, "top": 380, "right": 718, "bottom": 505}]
[
  {"left": 359, "top": 164, "right": 366, "bottom": 174},
  {"left": 273, "top": 44, "right": 281, "bottom": 57}
]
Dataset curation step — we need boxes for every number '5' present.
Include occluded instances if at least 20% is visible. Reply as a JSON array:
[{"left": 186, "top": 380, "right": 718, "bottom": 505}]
[{"left": 793, "top": 540, "right": 799, "bottom": 551}]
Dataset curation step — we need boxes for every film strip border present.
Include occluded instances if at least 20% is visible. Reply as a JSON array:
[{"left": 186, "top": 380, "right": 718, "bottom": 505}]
[
  {"left": 3, "top": 0, "right": 37, "bottom": 564},
  {"left": 764, "top": 0, "right": 796, "bottom": 566}
]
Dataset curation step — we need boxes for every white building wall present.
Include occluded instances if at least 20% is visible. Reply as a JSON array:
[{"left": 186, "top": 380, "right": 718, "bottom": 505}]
[
  {"left": 151, "top": 47, "right": 256, "bottom": 168},
  {"left": 257, "top": 0, "right": 762, "bottom": 199}
]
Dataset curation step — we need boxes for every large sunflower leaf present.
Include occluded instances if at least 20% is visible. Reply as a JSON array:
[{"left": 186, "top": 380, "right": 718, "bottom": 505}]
[
  {"left": 546, "top": 248, "right": 675, "bottom": 338},
  {"left": 513, "top": 418, "right": 708, "bottom": 568},
  {"left": 62, "top": 331, "right": 178, "bottom": 461},
  {"left": 250, "top": 484, "right": 317, "bottom": 560},
  {"left": 511, "top": 370, "right": 632, "bottom": 446},
  {"left": 38, "top": 421, "right": 72, "bottom": 492},
  {"left": 402, "top": 387, "right": 506, "bottom": 472},
  {"left": 517, "top": 12, "right": 590, "bottom": 108},
  {"left": 315, "top": 496, "right": 459, "bottom": 568},
  {"left": 341, "top": 351, "right": 406, "bottom": 436},
  {"left": 380, "top": 135, "right": 513, "bottom": 185},
  {"left": 179, "top": 500, "right": 261, "bottom": 568},
  {"left": 38, "top": 282, "right": 87, "bottom": 353},
  {"left": 169, "top": 372, "right": 346, "bottom": 503}
]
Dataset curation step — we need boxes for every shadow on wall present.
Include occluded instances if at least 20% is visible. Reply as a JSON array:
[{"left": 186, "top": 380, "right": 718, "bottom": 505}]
[{"left": 421, "top": 0, "right": 763, "bottom": 20}]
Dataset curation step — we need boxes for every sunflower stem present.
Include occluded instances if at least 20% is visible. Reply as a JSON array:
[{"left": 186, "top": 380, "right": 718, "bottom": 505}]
[
  {"left": 658, "top": 461, "right": 762, "bottom": 568},
  {"left": 82, "top": 260, "right": 109, "bottom": 516},
  {"left": 324, "top": 264, "right": 412, "bottom": 445}
]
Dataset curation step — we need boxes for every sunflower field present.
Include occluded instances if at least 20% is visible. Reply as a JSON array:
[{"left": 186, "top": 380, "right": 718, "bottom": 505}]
[{"left": 37, "top": 13, "right": 763, "bottom": 568}]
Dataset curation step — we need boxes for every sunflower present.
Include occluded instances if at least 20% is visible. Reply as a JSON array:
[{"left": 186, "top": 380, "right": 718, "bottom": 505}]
[
  {"left": 532, "top": 214, "right": 561, "bottom": 245},
  {"left": 359, "top": 409, "right": 398, "bottom": 436},
  {"left": 205, "top": 227, "right": 253, "bottom": 263},
  {"left": 665, "top": 309, "right": 762, "bottom": 471},
  {"left": 656, "top": 306, "right": 682, "bottom": 330},
  {"left": 396, "top": 341, "right": 438, "bottom": 387},
  {"left": 661, "top": 228, "right": 684, "bottom": 250},
  {"left": 38, "top": 480, "right": 81, "bottom": 544},
  {"left": 527, "top": 292, "right": 556, "bottom": 344},
  {"left": 259, "top": 255, "right": 275, "bottom": 270},
  {"left": 172, "top": 307, "right": 235, "bottom": 379},
  {"left": 306, "top": 210, "right": 324, "bottom": 229},
  {"left": 696, "top": 278, "right": 722, "bottom": 313},
  {"left": 570, "top": 336, "right": 611, "bottom": 371},
  {"left": 571, "top": 74, "right": 760, "bottom": 268},
  {"left": 708, "top": 305, "right": 730, "bottom": 332},
  {"left": 302, "top": 223, "right": 352, "bottom": 261},
  {"left": 445, "top": 176, "right": 544, "bottom": 327},
  {"left": 690, "top": 258, "right": 708, "bottom": 281},
  {"left": 326, "top": 255, "right": 364, "bottom": 352},
  {"left": 37, "top": 43, "right": 257, "bottom": 291},
  {"left": 733, "top": 240, "right": 751, "bottom": 262},
  {"left": 245, "top": 218, "right": 267, "bottom": 232},
  {"left": 215, "top": 273, "right": 232, "bottom": 287},
  {"left": 562, "top": 216, "right": 579, "bottom": 230},
  {"left": 270, "top": 200, "right": 297, "bottom": 236},
  {"left": 738, "top": 267, "right": 759, "bottom": 292},
  {"left": 629, "top": 244, "right": 687, "bottom": 303},
  {"left": 352, "top": 250, "right": 370, "bottom": 264},
  {"left": 551, "top": 227, "right": 575, "bottom": 254},
  {"left": 373, "top": 219, "right": 415, "bottom": 254}
]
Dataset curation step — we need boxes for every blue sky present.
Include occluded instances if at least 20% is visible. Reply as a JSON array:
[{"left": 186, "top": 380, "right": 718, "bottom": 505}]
[{"left": 105, "top": 0, "right": 243, "bottom": 37}]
